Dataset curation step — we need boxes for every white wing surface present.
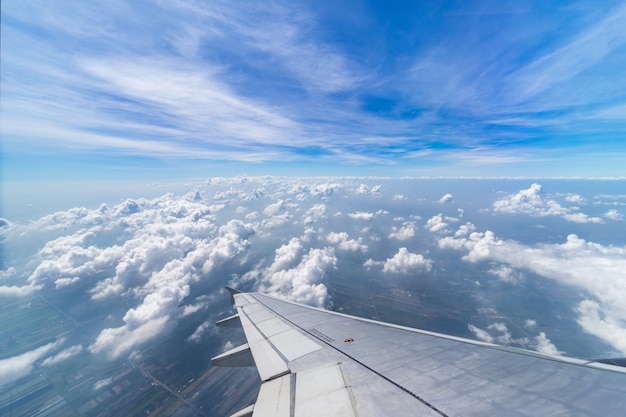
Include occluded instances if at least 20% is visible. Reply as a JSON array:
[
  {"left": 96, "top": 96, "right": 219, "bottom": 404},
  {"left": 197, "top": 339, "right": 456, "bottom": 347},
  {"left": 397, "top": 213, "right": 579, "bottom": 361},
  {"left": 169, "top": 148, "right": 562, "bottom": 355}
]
[{"left": 212, "top": 290, "right": 626, "bottom": 417}]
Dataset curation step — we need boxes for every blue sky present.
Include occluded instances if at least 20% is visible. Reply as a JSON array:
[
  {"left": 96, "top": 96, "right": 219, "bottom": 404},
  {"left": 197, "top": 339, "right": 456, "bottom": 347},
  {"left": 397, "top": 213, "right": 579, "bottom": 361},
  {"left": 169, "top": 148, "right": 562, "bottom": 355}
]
[{"left": 2, "top": 0, "right": 625, "bottom": 180}]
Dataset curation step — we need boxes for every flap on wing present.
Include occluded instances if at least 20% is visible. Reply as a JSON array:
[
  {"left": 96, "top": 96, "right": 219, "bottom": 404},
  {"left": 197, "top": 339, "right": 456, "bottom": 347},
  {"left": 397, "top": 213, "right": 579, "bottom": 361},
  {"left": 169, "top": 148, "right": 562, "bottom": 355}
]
[
  {"left": 229, "top": 404, "right": 254, "bottom": 417},
  {"left": 238, "top": 306, "right": 290, "bottom": 380},
  {"left": 216, "top": 314, "right": 242, "bottom": 328},
  {"left": 211, "top": 343, "right": 254, "bottom": 367},
  {"left": 294, "top": 362, "right": 356, "bottom": 417},
  {"left": 236, "top": 299, "right": 323, "bottom": 381},
  {"left": 251, "top": 363, "right": 356, "bottom": 417},
  {"left": 251, "top": 374, "right": 292, "bottom": 417}
]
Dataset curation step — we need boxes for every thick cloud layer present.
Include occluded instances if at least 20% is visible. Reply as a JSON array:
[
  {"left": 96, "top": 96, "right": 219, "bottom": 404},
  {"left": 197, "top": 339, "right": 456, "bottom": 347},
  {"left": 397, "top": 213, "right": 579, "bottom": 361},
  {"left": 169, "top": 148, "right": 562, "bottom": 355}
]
[{"left": 1, "top": 178, "right": 624, "bottom": 388}]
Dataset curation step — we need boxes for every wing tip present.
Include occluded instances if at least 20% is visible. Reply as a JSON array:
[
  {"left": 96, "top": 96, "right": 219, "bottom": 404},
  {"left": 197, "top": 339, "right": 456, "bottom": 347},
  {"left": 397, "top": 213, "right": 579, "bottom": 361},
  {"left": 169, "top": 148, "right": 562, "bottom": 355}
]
[{"left": 225, "top": 286, "right": 242, "bottom": 304}]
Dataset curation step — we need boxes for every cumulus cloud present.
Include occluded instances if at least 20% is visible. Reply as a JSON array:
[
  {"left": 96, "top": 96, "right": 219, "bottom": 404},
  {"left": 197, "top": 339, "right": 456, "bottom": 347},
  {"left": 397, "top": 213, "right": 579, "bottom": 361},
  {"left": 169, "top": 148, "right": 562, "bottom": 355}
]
[
  {"left": 326, "top": 232, "right": 368, "bottom": 252},
  {"left": 605, "top": 209, "right": 623, "bottom": 221},
  {"left": 37, "top": 195, "right": 254, "bottom": 359},
  {"left": 389, "top": 222, "right": 416, "bottom": 241},
  {"left": 263, "top": 199, "right": 286, "bottom": 216},
  {"left": 535, "top": 332, "right": 560, "bottom": 355},
  {"left": 347, "top": 210, "right": 388, "bottom": 221},
  {"left": 488, "top": 322, "right": 512, "bottom": 344},
  {"left": 349, "top": 212, "right": 373, "bottom": 220},
  {"left": 468, "top": 323, "right": 513, "bottom": 344},
  {"left": 493, "top": 183, "right": 603, "bottom": 223},
  {"left": 440, "top": 226, "right": 626, "bottom": 353},
  {"left": 381, "top": 248, "right": 432, "bottom": 274},
  {"left": 355, "top": 184, "right": 382, "bottom": 197},
  {"left": 454, "top": 222, "right": 475, "bottom": 237},
  {"left": 303, "top": 204, "right": 328, "bottom": 225},
  {"left": 256, "top": 239, "right": 336, "bottom": 308},
  {"left": 564, "top": 193, "right": 585, "bottom": 203},
  {"left": 470, "top": 322, "right": 559, "bottom": 354},
  {"left": 4, "top": 177, "right": 624, "bottom": 382},
  {"left": 425, "top": 214, "right": 449, "bottom": 234},
  {"left": 90, "top": 217, "right": 254, "bottom": 359},
  {"left": 0, "top": 339, "right": 64, "bottom": 387},
  {"left": 261, "top": 213, "right": 294, "bottom": 229}
]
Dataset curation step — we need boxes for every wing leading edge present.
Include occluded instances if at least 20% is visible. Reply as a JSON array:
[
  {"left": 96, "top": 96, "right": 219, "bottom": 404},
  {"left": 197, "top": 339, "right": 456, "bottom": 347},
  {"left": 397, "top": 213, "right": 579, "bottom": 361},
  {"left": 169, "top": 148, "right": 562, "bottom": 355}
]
[{"left": 212, "top": 291, "right": 626, "bottom": 417}]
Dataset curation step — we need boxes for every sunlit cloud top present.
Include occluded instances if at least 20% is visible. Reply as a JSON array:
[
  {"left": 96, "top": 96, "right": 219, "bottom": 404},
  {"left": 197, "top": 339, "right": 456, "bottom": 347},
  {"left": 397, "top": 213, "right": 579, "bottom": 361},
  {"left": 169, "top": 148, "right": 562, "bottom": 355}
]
[{"left": 2, "top": 0, "right": 625, "bottom": 179}]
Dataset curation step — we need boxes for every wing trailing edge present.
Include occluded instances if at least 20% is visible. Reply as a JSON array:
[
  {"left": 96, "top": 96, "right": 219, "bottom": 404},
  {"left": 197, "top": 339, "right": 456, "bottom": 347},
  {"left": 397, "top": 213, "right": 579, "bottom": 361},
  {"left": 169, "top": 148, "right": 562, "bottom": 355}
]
[{"left": 210, "top": 343, "right": 254, "bottom": 367}]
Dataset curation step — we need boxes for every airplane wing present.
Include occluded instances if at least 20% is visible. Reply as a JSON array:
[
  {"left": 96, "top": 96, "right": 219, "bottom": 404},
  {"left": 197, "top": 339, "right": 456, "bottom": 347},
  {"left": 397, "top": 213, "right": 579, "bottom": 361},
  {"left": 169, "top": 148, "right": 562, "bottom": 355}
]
[{"left": 212, "top": 290, "right": 626, "bottom": 417}]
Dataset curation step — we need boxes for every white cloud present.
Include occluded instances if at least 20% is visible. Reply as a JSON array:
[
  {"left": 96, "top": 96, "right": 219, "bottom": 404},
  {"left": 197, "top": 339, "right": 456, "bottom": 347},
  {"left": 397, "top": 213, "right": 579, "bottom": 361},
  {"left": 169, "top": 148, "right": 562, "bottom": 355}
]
[
  {"left": 382, "top": 248, "right": 432, "bottom": 274},
  {"left": 187, "top": 320, "right": 217, "bottom": 343},
  {"left": 469, "top": 323, "right": 512, "bottom": 345},
  {"left": 605, "top": 209, "right": 623, "bottom": 221},
  {"left": 347, "top": 210, "right": 388, "bottom": 221},
  {"left": 89, "top": 217, "right": 254, "bottom": 359},
  {"left": 357, "top": 184, "right": 382, "bottom": 197},
  {"left": 89, "top": 316, "right": 172, "bottom": 360},
  {"left": 535, "top": 332, "right": 560, "bottom": 355},
  {"left": 37, "top": 195, "right": 252, "bottom": 359},
  {"left": 201, "top": 220, "right": 255, "bottom": 272},
  {"left": 564, "top": 193, "right": 585, "bottom": 203},
  {"left": 439, "top": 193, "right": 453, "bottom": 203},
  {"left": 524, "top": 319, "right": 537, "bottom": 328},
  {"left": 494, "top": 183, "right": 603, "bottom": 223},
  {"left": 363, "top": 258, "right": 382, "bottom": 270},
  {"left": 303, "top": 204, "right": 328, "bottom": 225},
  {"left": 0, "top": 339, "right": 63, "bottom": 387},
  {"left": 468, "top": 324, "right": 493, "bottom": 343},
  {"left": 488, "top": 322, "right": 512, "bottom": 344},
  {"left": 261, "top": 213, "right": 294, "bottom": 229},
  {"left": 454, "top": 222, "right": 475, "bottom": 237},
  {"left": 246, "top": 211, "right": 260, "bottom": 220},
  {"left": 576, "top": 300, "right": 626, "bottom": 354},
  {"left": 488, "top": 265, "right": 522, "bottom": 284},
  {"left": 389, "top": 222, "right": 416, "bottom": 241},
  {"left": 181, "top": 297, "right": 211, "bottom": 317},
  {"left": 0, "top": 267, "right": 16, "bottom": 281},
  {"left": 0, "top": 284, "right": 40, "bottom": 297},
  {"left": 326, "top": 232, "right": 368, "bottom": 252},
  {"left": 440, "top": 227, "right": 626, "bottom": 353},
  {"left": 55, "top": 276, "right": 81, "bottom": 288},
  {"left": 263, "top": 200, "right": 286, "bottom": 216},
  {"left": 425, "top": 214, "right": 449, "bottom": 234},
  {"left": 41, "top": 345, "right": 83, "bottom": 367},
  {"left": 257, "top": 239, "right": 336, "bottom": 308},
  {"left": 94, "top": 377, "right": 113, "bottom": 391},
  {"left": 392, "top": 194, "right": 407, "bottom": 201}
]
